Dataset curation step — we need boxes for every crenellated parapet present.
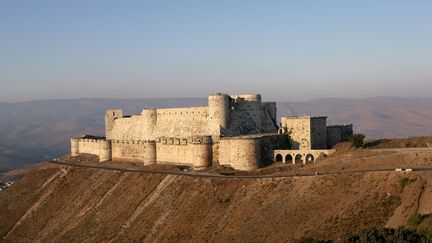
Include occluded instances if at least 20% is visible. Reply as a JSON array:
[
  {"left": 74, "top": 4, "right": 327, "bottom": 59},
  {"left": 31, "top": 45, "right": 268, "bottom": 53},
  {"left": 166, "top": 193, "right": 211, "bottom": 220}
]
[
  {"left": 155, "top": 135, "right": 213, "bottom": 169},
  {"left": 190, "top": 135, "right": 213, "bottom": 144},
  {"left": 155, "top": 135, "right": 212, "bottom": 146},
  {"left": 112, "top": 139, "right": 156, "bottom": 144}
]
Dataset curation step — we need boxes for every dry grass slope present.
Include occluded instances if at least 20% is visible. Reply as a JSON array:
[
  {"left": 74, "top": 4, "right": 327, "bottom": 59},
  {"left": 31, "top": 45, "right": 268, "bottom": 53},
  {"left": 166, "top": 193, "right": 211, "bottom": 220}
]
[{"left": 2, "top": 137, "right": 432, "bottom": 242}]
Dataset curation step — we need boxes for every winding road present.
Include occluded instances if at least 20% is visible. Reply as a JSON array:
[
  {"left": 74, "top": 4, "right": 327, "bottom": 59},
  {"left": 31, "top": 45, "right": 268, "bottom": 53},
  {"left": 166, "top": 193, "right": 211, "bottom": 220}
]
[{"left": 49, "top": 159, "right": 432, "bottom": 180}]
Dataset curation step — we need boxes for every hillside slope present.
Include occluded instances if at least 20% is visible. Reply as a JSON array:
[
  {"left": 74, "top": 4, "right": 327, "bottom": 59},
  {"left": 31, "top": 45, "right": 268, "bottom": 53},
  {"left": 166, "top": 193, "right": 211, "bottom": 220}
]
[{"left": 1, "top": 162, "right": 431, "bottom": 242}]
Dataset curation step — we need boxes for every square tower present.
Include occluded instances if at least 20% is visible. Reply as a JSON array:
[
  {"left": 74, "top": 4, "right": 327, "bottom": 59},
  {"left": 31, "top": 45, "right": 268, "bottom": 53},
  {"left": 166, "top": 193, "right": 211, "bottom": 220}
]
[{"left": 280, "top": 116, "right": 328, "bottom": 150}]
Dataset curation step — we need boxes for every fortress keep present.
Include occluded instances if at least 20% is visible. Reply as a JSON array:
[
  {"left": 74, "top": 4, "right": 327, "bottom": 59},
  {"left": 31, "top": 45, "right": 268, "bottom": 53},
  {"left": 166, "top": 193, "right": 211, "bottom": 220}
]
[{"left": 71, "top": 93, "right": 353, "bottom": 170}]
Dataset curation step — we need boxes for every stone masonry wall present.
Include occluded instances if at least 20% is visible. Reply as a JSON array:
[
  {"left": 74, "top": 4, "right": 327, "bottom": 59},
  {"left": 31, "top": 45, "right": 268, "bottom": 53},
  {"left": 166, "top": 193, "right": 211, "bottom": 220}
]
[
  {"left": 311, "top": 117, "right": 328, "bottom": 149},
  {"left": 327, "top": 127, "right": 342, "bottom": 148},
  {"left": 154, "top": 107, "right": 209, "bottom": 138},
  {"left": 281, "top": 117, "right": 312, "bottom": 150},
  {"left": 219, "top": 136, "right": 261, "bottom": 171},
  {"left": 107, "top": 94, "right": 278, "bottom": 142},
  {"left": 111, "top": 140, "right": 156, "bottom": 165},
  {"left": 71, "top": 138, "right": 112, "bottom": 162},
  {"left": 155, "top": 136, "right": 212, "bottom": 168},
  {"left": 108, "top": 107, "right": 209, "bottom": 141}
]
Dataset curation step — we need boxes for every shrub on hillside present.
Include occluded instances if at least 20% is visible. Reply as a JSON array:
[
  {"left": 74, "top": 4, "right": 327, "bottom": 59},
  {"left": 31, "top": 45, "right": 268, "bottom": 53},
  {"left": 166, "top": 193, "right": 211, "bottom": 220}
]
[
  {"left": 349, "top": 134, "right": 365, "bottom": 148},
  {"left": 342, "top": 228, "right": 428, "bottom": 243},
  {"left": 400, "top": 178, "right": 416, "bottom": 189},
  {"left": 294, "top": 228, "right": 429, "bottom": 243},
  {"left": 408, "top": 213, "right": 423, "bottom": 226}
]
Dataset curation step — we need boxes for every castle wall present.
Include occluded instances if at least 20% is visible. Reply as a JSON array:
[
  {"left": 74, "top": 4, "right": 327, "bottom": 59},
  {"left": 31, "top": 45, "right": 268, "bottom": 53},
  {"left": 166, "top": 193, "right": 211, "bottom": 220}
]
[
  {"left": 226, "top": 95, "right": 277, "bottom": 136},
  {"left": 281, "top": 117, "right": 312, "bottom": 149},
  {"left": 111, "top": 140, "right": 156, "bottom": 165},
  {"left": 109, "top": 116, "right": 147, "bottom": 140},
  {"left": 107, "top": 94, "right": 277, "bottom": 142},
  {"left": 327, "top": 127, "right": 342, "bottom": 148},
  {"left": 219, "top": 136, "right": 261, "bottom": 171},
  {"left": 281, "top": 116, "right": 328, "bottom": 150},
  {"left": 71, "top": 138, "right": 112, "bottom": 162},
  {"left": 340, "top": 125, "right": 354, "bottom": 141},
  {"left": 262, "top": 102, "right": 278, "bottom": 131},
  {"left": 259, "top": 134, "right": 290, "bottom": 166},
  {"left": 155, "top": 136, "right": 212, "bottom": 168},
  {"left": 311, "top": 117, "right": 328, "bottom": 149},
  {"left": 327, "top": 124, "right": 354, "bottom": 148},
  {"left": 71, "top": 93, "right": 315, "bottom": 171},
  {"left": 109, "top": 107, "right": 209, "bottom": 141},
  {"left": 154, "top": 107, "right": 209, "bottom": 138}
]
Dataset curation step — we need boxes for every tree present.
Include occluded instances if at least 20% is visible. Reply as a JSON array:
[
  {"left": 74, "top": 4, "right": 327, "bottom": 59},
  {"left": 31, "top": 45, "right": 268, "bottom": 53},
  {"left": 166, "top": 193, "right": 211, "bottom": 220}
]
[{"left": 350, "top": 133, "right": 365, "bottom": 148}]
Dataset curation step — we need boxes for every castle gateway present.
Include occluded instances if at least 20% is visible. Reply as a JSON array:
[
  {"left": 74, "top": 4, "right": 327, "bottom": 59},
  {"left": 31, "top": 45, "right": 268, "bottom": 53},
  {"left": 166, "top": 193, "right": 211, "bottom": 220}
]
[{"left": 71, "top": 93, "right": 353, "bottom": 171}]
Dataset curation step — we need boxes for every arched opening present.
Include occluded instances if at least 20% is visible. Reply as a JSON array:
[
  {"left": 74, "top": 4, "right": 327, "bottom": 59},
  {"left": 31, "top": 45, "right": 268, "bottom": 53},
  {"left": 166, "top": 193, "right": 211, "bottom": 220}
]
[
  {"left": 295, "top": 154, "right": 303, "bottom": 164},
  {"left": 275, "top": 154, "right": 283, "bottom": 163},
  {"left": 285, "top": 154, "right": 293, "bottom": 164},
  {"left": 306, "top": 154, "right": 315, "bottom": 163}
]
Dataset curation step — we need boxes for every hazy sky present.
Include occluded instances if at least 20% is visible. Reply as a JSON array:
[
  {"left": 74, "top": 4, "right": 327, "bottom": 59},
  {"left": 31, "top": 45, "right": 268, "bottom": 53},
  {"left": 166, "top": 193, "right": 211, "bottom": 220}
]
[{"left": 1, "top": 1, "right": 431, "bottom": 102}]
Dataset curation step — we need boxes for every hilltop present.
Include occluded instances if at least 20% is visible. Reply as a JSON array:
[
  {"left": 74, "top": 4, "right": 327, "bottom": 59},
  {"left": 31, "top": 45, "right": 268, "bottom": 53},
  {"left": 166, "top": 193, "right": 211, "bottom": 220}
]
[{"left": 1, "top": 137, "right": 432, "bottom": 242}]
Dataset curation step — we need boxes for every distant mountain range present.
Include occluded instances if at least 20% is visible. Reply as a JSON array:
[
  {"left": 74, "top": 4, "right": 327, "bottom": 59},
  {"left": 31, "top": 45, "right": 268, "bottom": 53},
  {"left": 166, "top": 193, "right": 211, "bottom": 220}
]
[{"left": 0, "top": 96, "right": 431, "bottom": 171}]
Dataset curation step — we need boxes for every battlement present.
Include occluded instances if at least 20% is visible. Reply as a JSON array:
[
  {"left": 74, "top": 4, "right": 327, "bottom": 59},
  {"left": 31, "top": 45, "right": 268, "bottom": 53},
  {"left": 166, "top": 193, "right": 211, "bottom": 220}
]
[
  {"left": 155, "top": 135, "right": 212, "bottom": 145},
  {"left": 112, "top": 139, "right": 155, "bottom": 144}
]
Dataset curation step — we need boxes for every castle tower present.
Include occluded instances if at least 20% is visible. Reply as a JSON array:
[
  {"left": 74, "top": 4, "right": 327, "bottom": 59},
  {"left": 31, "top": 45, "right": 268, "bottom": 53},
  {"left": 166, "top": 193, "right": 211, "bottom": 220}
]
[
  {"left": 191, "top": 136, "right": 213, "bottom": 169},
  {"left": 143, "top": 140, "right": 157, "bottom": 165},
  {"left": 70, "top": 138, "right": 80, "bottom": 156},
  {"left": 208, "top": 93, "right": 230, "bottom": 137},
  {"left": 141, "top": 109, "right": 157, "bottom": 140},
  {"left": 98, "top": 140, "right": 112, "bottom": 162},
  {"left": 105, "top": 109, "right": 123, "bottom": 140}
]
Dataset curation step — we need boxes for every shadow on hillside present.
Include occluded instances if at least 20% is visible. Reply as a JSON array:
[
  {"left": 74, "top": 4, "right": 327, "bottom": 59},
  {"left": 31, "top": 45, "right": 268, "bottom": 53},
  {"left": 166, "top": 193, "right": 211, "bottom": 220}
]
[{"left": 363, "top": 139, "right": 391, "bottom": 148}]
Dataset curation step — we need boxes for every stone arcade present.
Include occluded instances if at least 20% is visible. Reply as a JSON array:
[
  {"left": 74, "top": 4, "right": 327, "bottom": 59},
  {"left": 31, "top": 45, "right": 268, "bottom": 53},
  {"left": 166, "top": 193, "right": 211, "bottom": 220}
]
[{"left": 71, "top": 93, "right": 353, "bottom": 171}]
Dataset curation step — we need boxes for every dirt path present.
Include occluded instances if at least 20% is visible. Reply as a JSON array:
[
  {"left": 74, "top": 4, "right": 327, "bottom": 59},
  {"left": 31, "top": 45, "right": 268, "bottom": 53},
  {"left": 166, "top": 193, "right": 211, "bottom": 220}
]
[{"left": 49, "top": 160, "right": 432, "bottom": 180}]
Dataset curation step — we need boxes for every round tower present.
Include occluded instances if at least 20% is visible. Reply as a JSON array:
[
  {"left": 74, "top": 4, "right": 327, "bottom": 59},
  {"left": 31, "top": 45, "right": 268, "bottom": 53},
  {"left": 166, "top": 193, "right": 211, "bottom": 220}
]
[
  {"left": 191, "top": 136, "right": 213, "bottom": 169},
  {"left": 99, "top": 140, "right": 112, "bottom": 162},
  {"left": 143, "top": 140, "right": 157, "bottom": 165},
  {"left": 141, "top": 109, "right": 157, "bottom": 139},
  {"left": 70, "top": 138, "right": 80, "bottom": 156},
  {"left": 208, "top": 93, "right": 230, "bottom": 137}
]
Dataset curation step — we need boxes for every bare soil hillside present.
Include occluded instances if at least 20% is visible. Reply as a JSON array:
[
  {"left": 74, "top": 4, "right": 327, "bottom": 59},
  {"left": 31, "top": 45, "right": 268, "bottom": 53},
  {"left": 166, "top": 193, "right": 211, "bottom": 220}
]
[{"left": 2, "top": 144, "right": 432, "bottom": 242}]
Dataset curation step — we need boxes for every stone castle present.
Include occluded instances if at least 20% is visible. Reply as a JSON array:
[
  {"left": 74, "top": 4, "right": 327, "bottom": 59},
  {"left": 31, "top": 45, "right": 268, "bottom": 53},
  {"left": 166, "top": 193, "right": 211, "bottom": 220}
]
[{"left": 71, "top": 93, "right": 353, "bottom": 171}]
